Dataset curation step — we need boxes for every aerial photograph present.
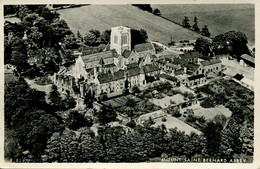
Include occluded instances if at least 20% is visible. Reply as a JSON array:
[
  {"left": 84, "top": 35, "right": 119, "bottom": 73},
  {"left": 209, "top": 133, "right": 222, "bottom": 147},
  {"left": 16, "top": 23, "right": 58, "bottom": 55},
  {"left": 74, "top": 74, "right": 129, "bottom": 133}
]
[{"left": 3, "top": 3, "right": 255, "bottom": 164}]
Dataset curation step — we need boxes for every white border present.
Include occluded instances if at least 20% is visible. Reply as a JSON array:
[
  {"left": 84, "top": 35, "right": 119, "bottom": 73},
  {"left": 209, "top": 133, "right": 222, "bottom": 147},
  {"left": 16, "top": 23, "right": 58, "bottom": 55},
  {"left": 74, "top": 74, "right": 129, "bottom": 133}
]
[{"left": 0, "top": 0, "right": 259, "bottom": 169}]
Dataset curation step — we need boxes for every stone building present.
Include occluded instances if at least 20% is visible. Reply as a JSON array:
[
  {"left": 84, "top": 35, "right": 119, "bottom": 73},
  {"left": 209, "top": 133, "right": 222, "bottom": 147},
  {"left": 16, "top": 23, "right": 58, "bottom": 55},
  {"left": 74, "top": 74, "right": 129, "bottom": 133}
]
[{"left": 54, "top": 26, "right": 160, "bottom": 99}]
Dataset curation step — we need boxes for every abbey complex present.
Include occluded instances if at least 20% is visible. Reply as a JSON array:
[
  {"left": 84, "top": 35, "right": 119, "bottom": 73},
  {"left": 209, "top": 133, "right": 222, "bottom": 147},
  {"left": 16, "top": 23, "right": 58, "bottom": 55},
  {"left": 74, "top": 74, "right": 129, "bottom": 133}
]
[{"left": 54, "top": 26, "right": 222, "bottom": 101}]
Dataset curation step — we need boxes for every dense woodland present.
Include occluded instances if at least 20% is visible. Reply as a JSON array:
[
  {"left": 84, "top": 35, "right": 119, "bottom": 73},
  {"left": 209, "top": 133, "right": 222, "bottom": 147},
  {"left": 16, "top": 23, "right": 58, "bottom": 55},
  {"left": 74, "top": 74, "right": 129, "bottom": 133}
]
[{"left": 4, "top": 5, "right": 254, "bottom": 162}]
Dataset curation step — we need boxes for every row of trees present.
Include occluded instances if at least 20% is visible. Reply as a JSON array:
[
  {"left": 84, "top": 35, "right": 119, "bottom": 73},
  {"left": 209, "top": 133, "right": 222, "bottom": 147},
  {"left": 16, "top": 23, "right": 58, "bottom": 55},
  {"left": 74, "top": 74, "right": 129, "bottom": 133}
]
[{"left": 182, "top": 16, "right": 211, "bottom": 37}]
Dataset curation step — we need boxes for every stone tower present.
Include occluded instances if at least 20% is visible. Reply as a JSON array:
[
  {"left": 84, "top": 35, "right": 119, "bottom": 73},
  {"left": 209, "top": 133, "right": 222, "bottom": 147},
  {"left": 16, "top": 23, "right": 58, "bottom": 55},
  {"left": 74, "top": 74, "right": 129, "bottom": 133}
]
[{"left": 110, "top": 26, "right": 131, "bottom": 55}]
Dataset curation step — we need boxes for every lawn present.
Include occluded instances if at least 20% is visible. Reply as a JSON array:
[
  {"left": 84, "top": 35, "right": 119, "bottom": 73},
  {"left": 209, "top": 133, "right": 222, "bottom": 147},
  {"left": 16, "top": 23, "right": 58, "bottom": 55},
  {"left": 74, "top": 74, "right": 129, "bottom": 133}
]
[
  {"left": 152, "top": 4, "right": 255, "bottom": 45},
  {"left": 187, "top": 105, "right": 232, "bottom": 120},
  {"left": 153, "top": 115, "right": 201, "bottom": 135},
  {"left": 58, "top": 5, "right": 204, "bottom": 44},
  {"left": 149, "top": 94, "right": 185, "bottom": 109}
]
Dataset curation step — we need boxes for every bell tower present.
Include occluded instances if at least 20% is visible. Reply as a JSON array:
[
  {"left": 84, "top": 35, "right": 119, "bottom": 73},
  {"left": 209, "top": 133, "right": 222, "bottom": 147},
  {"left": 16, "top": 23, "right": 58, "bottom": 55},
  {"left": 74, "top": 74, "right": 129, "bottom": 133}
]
[{"left": 110, "top": 26, "right": 131, "bottom": 55}]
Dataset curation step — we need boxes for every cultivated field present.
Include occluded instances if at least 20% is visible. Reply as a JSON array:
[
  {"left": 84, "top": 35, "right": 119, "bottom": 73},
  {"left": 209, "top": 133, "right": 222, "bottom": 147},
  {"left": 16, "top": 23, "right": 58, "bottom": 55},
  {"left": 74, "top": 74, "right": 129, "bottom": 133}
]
[
  {"left": 58, "top": 5, "right": 204, "bottom": 44},
  {"left": 152, "top": 4, "right": 255, "bottom": 45}
]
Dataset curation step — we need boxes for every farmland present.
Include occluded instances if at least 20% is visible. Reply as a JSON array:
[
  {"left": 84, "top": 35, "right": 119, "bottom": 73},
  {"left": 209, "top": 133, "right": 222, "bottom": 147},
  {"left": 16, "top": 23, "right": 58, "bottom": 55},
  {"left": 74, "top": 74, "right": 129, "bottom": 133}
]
[
  {"left": 151, "top": 4, "right": 255, "bottom": 46},
  {"left": 58, "top": 5, "right": 204, "bottom": 45}
]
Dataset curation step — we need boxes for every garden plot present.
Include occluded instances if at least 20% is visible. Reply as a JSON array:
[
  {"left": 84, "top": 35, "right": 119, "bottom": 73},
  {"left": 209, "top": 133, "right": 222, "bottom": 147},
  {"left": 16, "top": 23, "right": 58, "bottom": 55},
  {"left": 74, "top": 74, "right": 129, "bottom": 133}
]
[
  {"left": 149, "top": 94, "right": 185, "bottom": 109},
  {"left": 153, "top": 115, "right": 201, "bottom": 135}
]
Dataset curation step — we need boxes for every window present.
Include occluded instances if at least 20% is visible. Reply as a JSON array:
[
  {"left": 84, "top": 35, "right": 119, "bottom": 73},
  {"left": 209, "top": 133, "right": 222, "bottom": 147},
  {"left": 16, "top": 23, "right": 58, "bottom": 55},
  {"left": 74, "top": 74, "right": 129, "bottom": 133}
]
[
  {"left": 114, "top": 35, "right": 118, "bottom": 44},
  {"left": 122, "top": 35, "right": 128, "bottom": 45}
]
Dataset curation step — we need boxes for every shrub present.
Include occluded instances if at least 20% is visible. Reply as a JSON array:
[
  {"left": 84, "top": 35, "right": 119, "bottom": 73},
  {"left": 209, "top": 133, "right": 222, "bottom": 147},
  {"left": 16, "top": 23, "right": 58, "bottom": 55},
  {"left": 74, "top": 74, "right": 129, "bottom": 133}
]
[
  {"left": 126, "top": 121, "right": 136, "bottom": 128},
  {"left": 132, "top": 85, "right": 141, "bottom": 94},
  {"left": 186, "top": 114, "right": 197, "bottom": 123},
  {"left": 197, "top": 116, "right": 206, "bottom": 123},
  {"left": 162, "top": 117, "right": 167, "bottom": 122}
]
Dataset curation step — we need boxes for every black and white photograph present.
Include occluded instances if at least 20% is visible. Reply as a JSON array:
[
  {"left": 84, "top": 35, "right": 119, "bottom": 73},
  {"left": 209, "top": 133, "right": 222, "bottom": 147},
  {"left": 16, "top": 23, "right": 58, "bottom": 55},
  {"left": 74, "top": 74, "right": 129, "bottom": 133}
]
[{"left": 1, "top": 0, "right": 259, "bottom": 168}]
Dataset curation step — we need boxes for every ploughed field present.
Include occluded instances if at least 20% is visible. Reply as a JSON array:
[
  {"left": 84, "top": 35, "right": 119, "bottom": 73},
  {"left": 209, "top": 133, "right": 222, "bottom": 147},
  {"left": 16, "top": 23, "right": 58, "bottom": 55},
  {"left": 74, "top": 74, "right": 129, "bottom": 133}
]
[
  {"left": 151, "top": 4, "right": 255, "bottom": 45},
  {"left": 58, "top": 5, "right": 204, "bottom": 44}
]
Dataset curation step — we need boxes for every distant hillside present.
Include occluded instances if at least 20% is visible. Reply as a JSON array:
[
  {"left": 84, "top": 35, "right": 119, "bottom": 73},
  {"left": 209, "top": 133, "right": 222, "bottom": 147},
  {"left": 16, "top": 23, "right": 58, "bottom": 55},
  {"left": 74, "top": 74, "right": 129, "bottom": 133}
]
[
  {"left": 58, "top": 5, "right": 205, "bottom": 45},
  {"left": 152, "top": 4, "right": 255, "bottom": 45}
]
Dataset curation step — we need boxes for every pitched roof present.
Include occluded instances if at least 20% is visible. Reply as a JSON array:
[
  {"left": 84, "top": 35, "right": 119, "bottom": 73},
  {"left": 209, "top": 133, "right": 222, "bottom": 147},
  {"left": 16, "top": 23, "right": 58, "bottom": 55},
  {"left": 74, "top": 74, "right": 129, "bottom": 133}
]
[
  {"left": 200, "top": 58, "right": 222, "bottom": 66},
  {"left": 188, "top": 74, "right": 205, "bottom": 81},
  {"left": 126, "top": 62, "right": 139, "bottom": 69},
  {"left": 143, "top": 64, "right": 160, "bottom": 73},
  {"left": 179, "top": 51, "right": 203, "bottom": 60},
  {"left": 134, "top": 42, "right": 154, "bottom": 53},
  {"left": 166, "top": 62, "right": 180, "bottom": 69},
  {"left": 160, "top": 73, "right": 178, "bottom": 82},
  {"left": 98, "top": 72, "right": 118, "bottom": 84},
  {"left": 186, "top": 63, "right": 200, "bottom": 73},
  {"left": 241, "top": 54, "right": 255, "bottom": 64},
  {"left": 104, "top": 63, "right": 116, "bottom": 68},
  {"left": 122, "top": 50, "right": 132, "bottom": 58},
  {"left": 157, "top": 59, "right": 167, "bottom": 64},
  {"left": 127, "top": 67, "right": 141, "bottom": 77},
  {"left": 81, "top": 49, "right": 118, "bottom": 64}
]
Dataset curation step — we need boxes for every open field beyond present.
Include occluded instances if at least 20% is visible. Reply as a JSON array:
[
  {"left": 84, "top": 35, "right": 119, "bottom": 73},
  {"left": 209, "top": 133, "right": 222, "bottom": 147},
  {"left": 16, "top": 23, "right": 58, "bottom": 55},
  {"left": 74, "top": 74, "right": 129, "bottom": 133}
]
[
  {"left": 152, "top": 4, "right": 255, "bottom": 45},
  {"left": 58, "top": 5, "right": 204, "bottom": 44}
]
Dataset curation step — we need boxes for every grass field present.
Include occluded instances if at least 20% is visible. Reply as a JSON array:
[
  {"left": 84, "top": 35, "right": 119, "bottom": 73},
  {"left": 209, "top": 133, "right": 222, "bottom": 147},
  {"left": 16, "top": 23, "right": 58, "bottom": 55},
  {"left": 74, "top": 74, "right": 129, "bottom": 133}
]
[
  {"left": 152, "top": 4, "right": 255, "bottom": 45},
  {"left": 58, "top": 5, "right": 204, "bottom": 44}
]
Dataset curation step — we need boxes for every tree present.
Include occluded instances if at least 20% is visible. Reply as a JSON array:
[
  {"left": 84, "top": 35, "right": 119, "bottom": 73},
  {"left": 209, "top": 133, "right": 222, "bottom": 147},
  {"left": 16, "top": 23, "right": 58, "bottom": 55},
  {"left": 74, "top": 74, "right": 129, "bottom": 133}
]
[
  {"left": 48, "top": 84, "right": 62, "bottom": 109},
  {"left": 201, "top": 25, "right": 211, "bottom": 37},
  {"left": 130, "top": 28, "right": 148, "bottom": 49},
  {"left": 84, "top": 32, "right": 96, "bottom": 46},
  {"left": 101, "top": 30, "right": 111, "bottom": 43},
  {"left": 192, "top": 17, "right": 200, "bottom": 32},
  {"left": 42, "top": 130, "right": 81, "bottom": 162},
  {"left": 212, "top": 30, "right": 250, "bottom": 57},
  {"left": 65, "top": 110, "right": 92, "bottom": 130},
  {"left": 153, "top": 8, "right": 161, "bottom": 16},
  {"left": 10, "top": 50, "right": 30, "bottom": 73},
  {"left": 131, "top": 85, "right": 141, "bottom": 94},
  {"left": 202, "top": 121, "right": 222, "bottom": 156},
  {"left": 200, "top": 97, "right": 215, "bottom": 108},
  {"left": 194, "top": 37, "right": 212, "bottom": 56},
  {"left": 76, "top": 31, "right": 83, "bottom": 42},
  {"left": 125, "top": 97, "right": 136, "bottom": 120},
  {"left": 182, "top": 16, "right": 191, "bottom": 29},
  {"left": 97, "top": 105, "right": 117, "bottom": 125},
  {"left": 61, "top": 94, "right": 76, "bottom": 111},
  {"left": 84, "top": 91, "right": 94, "bottom": 108},
  {"left": 132, "top": 4, "right": 153, "bottom": 13}
]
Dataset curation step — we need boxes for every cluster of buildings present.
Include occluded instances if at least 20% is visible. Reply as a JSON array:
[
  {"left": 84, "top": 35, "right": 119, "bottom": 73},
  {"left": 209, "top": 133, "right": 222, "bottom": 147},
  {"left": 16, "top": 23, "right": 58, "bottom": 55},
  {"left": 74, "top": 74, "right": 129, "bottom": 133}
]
[{"left": 54, "top": 26, "right": 222, "bottom": 100}]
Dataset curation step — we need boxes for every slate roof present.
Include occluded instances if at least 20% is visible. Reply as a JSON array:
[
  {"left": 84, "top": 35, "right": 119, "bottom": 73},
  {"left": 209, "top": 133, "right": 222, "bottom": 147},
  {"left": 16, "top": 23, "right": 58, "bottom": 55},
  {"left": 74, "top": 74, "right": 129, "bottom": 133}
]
[
  {"left": 160, "top": 73, "right": 178, "bottom": 82},
  {"left": 179, "top": 51, "right": 203, "bottom": 60},
  {"left": 81, "top": 49, "right": 118, "bottom": 64},
  {"left": 241, "top": 54, "right": 255, "bottom": 64},
  {"left": 188, "top": 74, "right": 205, "bottom": 81},
  {"left": 98, "top": 64, "right": 159, "bottom": 84},
  {"left": 134, "top": 42, "right": 154, "bottom": 53},
  {"left": 200, "top": 58, "right": 222, "bottom": 66},
  {"left": 122, "top": 50, "right": 132, "bottom": 58}
]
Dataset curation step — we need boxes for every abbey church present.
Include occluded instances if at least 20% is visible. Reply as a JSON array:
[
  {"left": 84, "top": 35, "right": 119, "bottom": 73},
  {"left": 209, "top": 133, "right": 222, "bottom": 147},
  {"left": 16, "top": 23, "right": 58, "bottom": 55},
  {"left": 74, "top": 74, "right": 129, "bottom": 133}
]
[{"left": 54, "top": 26, "right": 160, "bottom": 99}]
